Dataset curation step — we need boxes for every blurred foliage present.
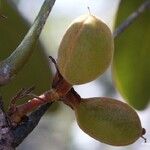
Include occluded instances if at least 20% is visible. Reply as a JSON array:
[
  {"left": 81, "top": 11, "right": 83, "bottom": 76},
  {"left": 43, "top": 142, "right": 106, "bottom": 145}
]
[
  {"left": 0, "top": 0, "right": 59, "bottom": 111},
  {"left": 113, "top": 0, "right": 150, "bottom": 110}
]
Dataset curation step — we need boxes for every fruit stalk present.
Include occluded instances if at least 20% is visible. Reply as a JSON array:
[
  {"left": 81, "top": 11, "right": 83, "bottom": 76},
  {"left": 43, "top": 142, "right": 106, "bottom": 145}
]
[{"left": 9, "top": 74, "right": 72, "bottom": 124}]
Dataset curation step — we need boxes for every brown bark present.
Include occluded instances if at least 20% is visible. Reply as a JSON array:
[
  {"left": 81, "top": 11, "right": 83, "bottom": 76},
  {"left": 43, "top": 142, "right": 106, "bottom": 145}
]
[{"left": 0, "top": 97, "right": 14, "bottom": 150}]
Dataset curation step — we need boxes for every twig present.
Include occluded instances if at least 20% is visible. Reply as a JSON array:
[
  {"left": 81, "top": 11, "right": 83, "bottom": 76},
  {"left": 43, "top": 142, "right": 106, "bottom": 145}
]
[
  {"left": 11, "top": 87, "right": 81, "bottom": 147},
  {"left": 12, "top": 103, "right": 52, "bottom": 147},
  {"left": 113, "top": 0, "right": 150, "bottom": 38},
  {"left": 9, "top": 58, "right": 72, "bottom": 147},
  {"left": 9, "top": 76, "right": 71, "bottom": 124}
]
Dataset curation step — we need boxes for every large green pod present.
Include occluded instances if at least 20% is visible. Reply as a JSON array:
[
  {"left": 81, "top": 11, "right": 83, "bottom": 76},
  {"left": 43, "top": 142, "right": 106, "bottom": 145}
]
[
  {"left": 75, "top": 97, "right": 143, "bottom": 146},
  {"left": 57, "top": 14, "right": 114, "bottom": 85},
  {"left": 112, "top": 0, "right": 150, "bottom": 110}
]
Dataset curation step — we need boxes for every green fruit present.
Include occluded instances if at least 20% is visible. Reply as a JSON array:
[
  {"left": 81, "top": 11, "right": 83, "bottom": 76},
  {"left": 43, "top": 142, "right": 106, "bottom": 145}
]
[
  {"left": 57, "top": 14, "right": 114, "bottom": 85},
  {"left": 75, "top": 97, "right": 144, "bottom": 146},
  {"left": 112, "top": 0, "right": 150, "bottom": 110}
]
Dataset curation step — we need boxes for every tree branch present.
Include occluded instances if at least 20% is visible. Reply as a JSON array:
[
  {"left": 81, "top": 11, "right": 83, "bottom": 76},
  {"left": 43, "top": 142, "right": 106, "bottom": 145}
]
[
  {"left": 8, "top": 64, "right": 72, "bottom": 147},
  {"left": 0, "top": 97, "right": 14, "bottom": 150},
  {"left": 113, "top": 0, "right": 150, "bottom": 38},
  {"left": 12, "top": 103, "right": 52, "bottom": 148}
]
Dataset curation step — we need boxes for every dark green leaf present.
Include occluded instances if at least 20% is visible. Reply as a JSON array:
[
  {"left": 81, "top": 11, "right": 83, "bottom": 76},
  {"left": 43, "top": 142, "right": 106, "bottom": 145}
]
[
  {"left": 0, "top": 0, "right": 52, "bottom": 108},
  {"left": 113, "top": 0, "right": 150, "bottom": 110}
]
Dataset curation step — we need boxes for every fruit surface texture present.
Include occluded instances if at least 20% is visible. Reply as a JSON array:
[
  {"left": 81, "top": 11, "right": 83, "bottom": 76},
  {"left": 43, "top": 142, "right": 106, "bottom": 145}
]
[
  {"left": 75, "top": 97, "right": 143, "bottom": 146},
  {"left": 57, "top": 14, "right": 114, "bottom": 85}
]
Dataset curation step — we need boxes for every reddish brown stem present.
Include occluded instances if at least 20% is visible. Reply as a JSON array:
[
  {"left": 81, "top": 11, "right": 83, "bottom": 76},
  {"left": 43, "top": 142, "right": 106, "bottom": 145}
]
[
  {"left": 9, "top": 74, "right": 72, "bottom": 124},
  {"left": 62, "top": 88, "right": 81, "bottom": 109},
  {"left": 9, "top": 90, "right": 58, "bottom": 124}
]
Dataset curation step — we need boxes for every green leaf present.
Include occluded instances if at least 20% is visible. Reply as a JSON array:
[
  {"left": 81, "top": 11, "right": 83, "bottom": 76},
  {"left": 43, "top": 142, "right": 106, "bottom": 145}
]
[
  {"left": 112, "top": 0, "right": 150, "bottom": 110},
  {"left": 0, "top": 0, "right": 52, "bottom": 107}
]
